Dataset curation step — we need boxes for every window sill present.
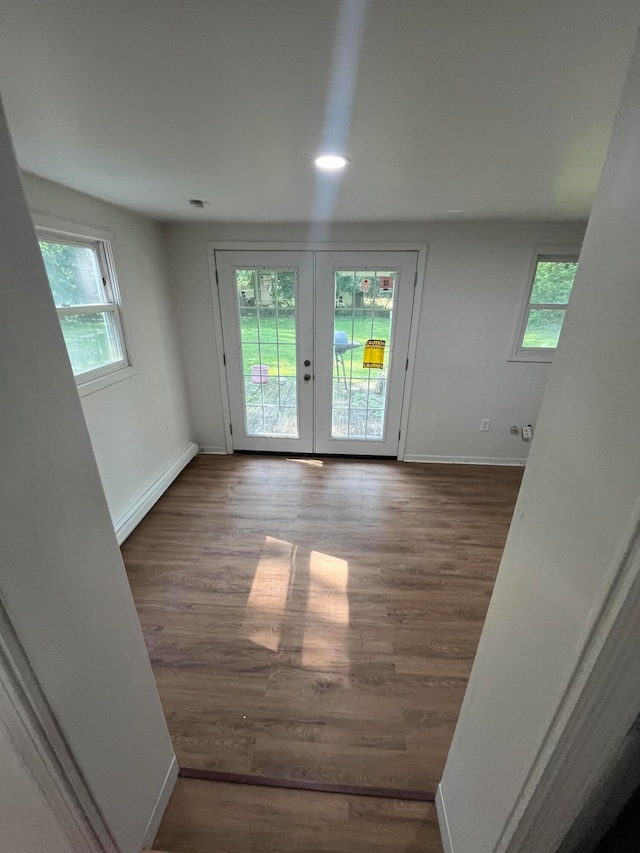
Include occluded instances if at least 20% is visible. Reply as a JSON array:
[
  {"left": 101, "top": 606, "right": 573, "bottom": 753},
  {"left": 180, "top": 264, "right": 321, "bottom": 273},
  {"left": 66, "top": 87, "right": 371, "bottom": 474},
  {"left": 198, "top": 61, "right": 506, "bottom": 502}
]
[
  {"left": 77, "top": 365, "right": 137, "bottom": 397},
  {"left": 508, "top": 352, "right": 555, "bottom": 364}
]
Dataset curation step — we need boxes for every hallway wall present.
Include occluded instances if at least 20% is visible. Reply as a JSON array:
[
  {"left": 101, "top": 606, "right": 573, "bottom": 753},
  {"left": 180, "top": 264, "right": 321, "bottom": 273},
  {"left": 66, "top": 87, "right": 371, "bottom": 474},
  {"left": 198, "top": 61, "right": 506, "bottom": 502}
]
[
  {"left": 439, "top": 32, "right": 640, "bottom": 853},
  {"left": 0, "top": 100, "right": 176, "bottom": 852}
]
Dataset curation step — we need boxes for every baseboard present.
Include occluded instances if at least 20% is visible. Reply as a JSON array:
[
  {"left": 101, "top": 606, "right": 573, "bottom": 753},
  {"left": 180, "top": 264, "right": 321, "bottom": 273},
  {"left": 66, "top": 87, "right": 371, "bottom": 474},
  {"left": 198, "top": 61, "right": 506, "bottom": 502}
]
[
  {"left": 114, "top": 441, "right": 198, "bottom": 544},
  {"left": 198, "top": 445, "right": 228, "bottom": 454},
  {"left": 404, "top": 454, "right": 526, "bottom": 467},
  {"left": 142, "top": 755, "right": 178, "bottom": 848},
  {"left": 436, "top": 784, "right": 454, "bottom": 853}
]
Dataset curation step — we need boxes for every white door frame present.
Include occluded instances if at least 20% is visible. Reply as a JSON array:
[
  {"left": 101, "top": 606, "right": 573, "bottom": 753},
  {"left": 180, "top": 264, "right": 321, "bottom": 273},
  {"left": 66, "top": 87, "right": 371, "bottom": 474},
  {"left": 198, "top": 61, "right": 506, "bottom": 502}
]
[
  {"left": 207, "top": 241, "right": 429, "bottom": 459},
  {"left": 0, "top": 603, "right": 117, "bottom": 852},
  {"left": 492, "top": 500, "right": 640, "bottom": 852}
]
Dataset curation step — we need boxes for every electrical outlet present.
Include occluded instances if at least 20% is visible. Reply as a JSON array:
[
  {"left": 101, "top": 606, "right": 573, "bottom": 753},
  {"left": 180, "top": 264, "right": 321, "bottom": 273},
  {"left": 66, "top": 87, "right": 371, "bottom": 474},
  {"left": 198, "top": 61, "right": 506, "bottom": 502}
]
[
  {"left": 480, "top": 419, "right": 491, "bottom": 432},
  {"left": 522, "top": 425, "right": 532, "bottom": 440}
]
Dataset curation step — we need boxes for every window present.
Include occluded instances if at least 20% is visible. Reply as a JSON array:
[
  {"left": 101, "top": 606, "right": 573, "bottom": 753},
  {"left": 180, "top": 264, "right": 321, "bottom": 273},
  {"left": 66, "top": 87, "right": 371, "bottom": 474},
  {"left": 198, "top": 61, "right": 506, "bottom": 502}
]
[
  {"left": 38, "top": 231, "right": 131, "bottom": 387},
  {"left": 512, "top": 252, "right": 579, "bottom": 361}
]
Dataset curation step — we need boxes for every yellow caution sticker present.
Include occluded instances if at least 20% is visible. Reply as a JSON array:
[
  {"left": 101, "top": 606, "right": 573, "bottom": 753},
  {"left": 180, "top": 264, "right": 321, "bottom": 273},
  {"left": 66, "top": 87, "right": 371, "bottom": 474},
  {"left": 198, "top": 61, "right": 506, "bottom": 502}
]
[{"left": 363, "top": 339, "right": 385, "bottom": 369}]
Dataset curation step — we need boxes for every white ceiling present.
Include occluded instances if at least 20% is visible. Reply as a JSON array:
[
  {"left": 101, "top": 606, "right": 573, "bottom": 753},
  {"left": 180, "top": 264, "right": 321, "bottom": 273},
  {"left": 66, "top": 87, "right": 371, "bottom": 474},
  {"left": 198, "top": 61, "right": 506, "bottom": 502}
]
[{"left": 0, "top": 0, "right": 638, "bottom": 222}]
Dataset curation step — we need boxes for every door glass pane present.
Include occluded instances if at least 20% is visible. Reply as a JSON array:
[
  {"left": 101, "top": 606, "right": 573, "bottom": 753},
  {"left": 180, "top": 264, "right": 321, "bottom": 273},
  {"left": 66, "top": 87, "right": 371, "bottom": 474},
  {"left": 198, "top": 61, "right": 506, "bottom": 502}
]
[
  {"left": 236, "top": 269, "right": 299, "bottom": 438},
  {"left": 522, "top": 307, "right": 566, "bottom": 348},
  {"left": 332, "top": 270, "right": 397, "bottom": 440}
]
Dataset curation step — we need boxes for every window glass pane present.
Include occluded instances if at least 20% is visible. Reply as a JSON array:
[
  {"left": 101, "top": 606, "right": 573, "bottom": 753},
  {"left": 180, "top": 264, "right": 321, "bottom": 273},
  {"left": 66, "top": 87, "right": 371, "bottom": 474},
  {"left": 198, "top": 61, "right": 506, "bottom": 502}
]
[
  {"left": 236, "top": 269, "right": 299, "bottom": 438},
  {"left": 39, "top": 240, "right": 105, "bottom": 307},
  {"left": 522, "top": 308, "right": 566, "bottom": 348},
  {"left": 59, "top": 312, "right": 123, "bottom": 375},
  {"left": 530, "top": 260, "right": 578, "bottom": 305}
]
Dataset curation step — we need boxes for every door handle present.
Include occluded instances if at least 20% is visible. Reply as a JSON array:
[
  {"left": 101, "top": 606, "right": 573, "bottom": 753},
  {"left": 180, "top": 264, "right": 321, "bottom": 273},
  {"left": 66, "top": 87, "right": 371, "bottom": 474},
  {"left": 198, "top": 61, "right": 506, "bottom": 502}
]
[
  {"left": 304, "top": 360, "right": 311, "bottom": 367},
  {"left": 304, "top": 374, "right": 311, "bottom": 381}
]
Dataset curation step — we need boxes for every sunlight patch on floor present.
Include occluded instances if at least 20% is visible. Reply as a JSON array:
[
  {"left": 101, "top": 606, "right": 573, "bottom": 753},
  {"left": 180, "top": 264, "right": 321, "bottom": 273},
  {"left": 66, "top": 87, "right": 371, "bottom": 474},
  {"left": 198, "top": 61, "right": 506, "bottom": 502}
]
[
  {"left": 308, "top": 551, "right": 350, "bottom": 614},
  {"left": 302, "top": 550, "right": 350, "bottom": 671},
  {"left": 241, "top": 535, "right": 296, "bottom": 652}
]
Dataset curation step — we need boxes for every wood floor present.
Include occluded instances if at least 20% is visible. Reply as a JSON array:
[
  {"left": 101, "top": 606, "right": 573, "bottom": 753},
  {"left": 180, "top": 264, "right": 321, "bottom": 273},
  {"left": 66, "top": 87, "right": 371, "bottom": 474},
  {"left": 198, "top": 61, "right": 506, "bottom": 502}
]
[
  {"left": 153, "top": 779, "right": 443, "bottom": 853},
  {"left": 123, "top": 454, "right": 522, "bottom": 850}
]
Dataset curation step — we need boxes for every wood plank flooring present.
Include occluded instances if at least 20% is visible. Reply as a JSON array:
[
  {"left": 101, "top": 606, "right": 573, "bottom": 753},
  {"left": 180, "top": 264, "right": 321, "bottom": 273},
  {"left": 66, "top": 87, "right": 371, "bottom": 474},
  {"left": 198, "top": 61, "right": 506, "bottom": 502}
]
[
  {"left": 153, "top": 778, "right": 443, "bottom": 853},
  {"left": 123, "top": 454, "right": 522, "bottom": 802}
]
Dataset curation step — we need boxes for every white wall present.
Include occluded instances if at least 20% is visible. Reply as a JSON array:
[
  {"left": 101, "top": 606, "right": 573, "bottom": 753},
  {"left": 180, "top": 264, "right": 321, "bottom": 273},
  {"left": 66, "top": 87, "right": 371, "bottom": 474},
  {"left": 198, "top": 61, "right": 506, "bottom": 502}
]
[
  {"left": 440, "top": 34, "right": 640, "bottom": 853},
  {"left": 21, "top": 172, "right": 193, "bottom": 529},
  {"left": 165, "top": 219, "right": 585, "bottom": 461},
  {"left": 0, "top": 100, "right": 175, "bottom": 851}
]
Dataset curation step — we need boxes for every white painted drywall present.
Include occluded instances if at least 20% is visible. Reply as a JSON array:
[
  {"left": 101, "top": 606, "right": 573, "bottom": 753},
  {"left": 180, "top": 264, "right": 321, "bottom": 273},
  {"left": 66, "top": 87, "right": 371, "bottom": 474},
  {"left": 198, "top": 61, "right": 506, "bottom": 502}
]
[
  {"left": 21, "top": 172, "right": 192, "bottom": 528},
  {"left": 0, "top": 101, "right": 175, "bottom": 851},
  {"left": 440, "top": 34, "right": 640, "bottom": 853},
  {"left": 0, "top": 721, "right": 71, "bottom": 853},
  {"left": 165, "top": 219, "right": 585, "bottom": 460}
]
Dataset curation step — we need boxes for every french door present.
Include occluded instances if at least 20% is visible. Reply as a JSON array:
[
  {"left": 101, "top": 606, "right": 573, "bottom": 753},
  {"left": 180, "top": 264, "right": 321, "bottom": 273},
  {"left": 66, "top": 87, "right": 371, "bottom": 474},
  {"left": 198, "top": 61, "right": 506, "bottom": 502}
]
[{"left": 215, "top": 249, "right": 418, "bottom": 457}]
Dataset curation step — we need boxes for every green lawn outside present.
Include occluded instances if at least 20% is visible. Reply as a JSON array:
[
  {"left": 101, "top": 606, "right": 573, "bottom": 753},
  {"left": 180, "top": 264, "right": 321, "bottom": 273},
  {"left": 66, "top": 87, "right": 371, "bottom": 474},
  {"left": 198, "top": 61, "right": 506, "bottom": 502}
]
[
  {"left": 60, "top": 314, "right": 120, "bottom": 374},
  {"left": 240, "top": 315, "right": 392, "bottom": 377},
  {"left": 522, "top": 309, "right": 565, "bottom": 348}
]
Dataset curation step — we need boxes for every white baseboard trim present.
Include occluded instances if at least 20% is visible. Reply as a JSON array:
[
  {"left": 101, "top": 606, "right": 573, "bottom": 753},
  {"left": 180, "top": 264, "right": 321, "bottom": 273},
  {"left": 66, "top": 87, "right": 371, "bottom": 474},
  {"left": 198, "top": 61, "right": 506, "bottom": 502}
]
[
  {"left": 404, "top": 454, "right": 526, "bottom": 467},
  {"left": 198, "top": 445, "right": 228, "bottom": 454},
  {"left": 142, "top": 755, "right": 178, "bottom": 848},
  {"left": 114, "top": 441, "right": 198, "bottom": 544},
  {"left": 436, "top": 784, "right": 454, "bottom": 853}
]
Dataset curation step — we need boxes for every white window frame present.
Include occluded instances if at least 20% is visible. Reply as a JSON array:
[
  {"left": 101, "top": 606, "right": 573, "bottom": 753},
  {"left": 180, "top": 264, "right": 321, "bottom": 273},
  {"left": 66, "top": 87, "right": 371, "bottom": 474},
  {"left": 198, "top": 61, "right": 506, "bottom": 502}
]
[
  {"left": 33, "top": 216, "right": 135, "bottom": 396},
  {"left": 509, "top": 246, "right": 581, "bottom": 363}
]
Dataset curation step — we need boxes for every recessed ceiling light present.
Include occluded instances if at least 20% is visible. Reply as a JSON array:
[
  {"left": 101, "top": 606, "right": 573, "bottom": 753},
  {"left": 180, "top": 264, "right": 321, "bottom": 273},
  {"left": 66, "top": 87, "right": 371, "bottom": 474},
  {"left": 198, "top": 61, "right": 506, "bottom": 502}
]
[
  {"left": 446, "top": 209, "right": 464, "bottom": 214},
  {"left": 314, "top": 154, "right": 350, "bottom": 171}
]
